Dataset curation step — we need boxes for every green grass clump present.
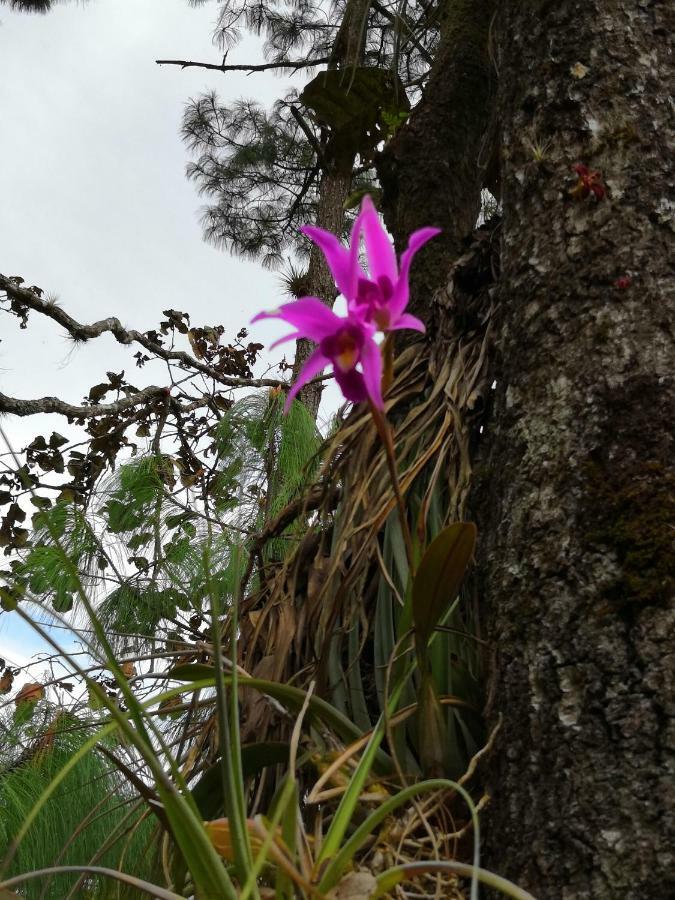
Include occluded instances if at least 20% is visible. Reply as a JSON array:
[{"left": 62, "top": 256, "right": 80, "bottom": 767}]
[{"left": 0, "top": 712, "right": 158, "bottom": 898}]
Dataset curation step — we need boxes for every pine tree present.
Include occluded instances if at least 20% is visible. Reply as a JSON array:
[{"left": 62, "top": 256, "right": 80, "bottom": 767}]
[{"left": 180, "top": 0, "right": 441, "bottom": 413}]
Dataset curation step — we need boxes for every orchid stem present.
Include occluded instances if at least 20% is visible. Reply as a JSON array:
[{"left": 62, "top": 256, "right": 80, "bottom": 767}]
[
  {"left": 382, "top": 335, "right": 395, "bottom": 394},
  {"left": 369, "top": 403, "right": 415, "bottom": 574}
]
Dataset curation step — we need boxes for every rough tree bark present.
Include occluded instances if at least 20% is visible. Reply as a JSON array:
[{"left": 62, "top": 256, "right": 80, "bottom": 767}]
[
  {"left": 475, "top": 1, "right": 675, "bottom": 896},
  {"left": 378, "top": 0, "right": 497, "bottom": 320}
]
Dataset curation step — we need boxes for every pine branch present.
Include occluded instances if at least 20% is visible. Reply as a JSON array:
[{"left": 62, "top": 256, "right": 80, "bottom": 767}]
[
  {"left": 285, "top": 162, "right": 322, "bottom": 232},
  {"left": 288, "top": 105, "right": 328, "bottom": 170},
  {"left": 370, "top": 0, "right": 434, "bottom": 64},
  {"left": 155, "top": 56, "right": 331, "bottom": 74},
  {"left": 0, "top": 274, "right": 284, "bottom": 390}
]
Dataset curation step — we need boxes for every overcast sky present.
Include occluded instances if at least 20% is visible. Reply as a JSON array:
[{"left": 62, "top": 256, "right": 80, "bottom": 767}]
[{"left": 0, "top": 0, "right": 321, "bottom": 678}]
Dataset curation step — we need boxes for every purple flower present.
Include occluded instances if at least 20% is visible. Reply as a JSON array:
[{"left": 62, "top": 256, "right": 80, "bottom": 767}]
[
  {"left": 252, "top": 297, "right": 382, "bottom": 411},
  {"left": 301, "top": 195, "right": 441, "bottom": 334},
  {"left": 253, "top": 196, "right": 440, "bottom": 412}
]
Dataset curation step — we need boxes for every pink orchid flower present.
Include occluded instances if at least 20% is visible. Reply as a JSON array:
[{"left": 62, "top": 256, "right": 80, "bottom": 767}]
[
  {"left": 252, "top": 297, "right": 382, "bottom": 411},
  {"left": 301, "top": 195, "right": 441, "bottom": 334},
  {"left": 253, "top": 196, "right": 439, "bottom": 412}
]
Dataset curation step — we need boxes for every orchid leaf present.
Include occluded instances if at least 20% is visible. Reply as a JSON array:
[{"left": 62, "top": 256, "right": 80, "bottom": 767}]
[
  {"left": 191, "top": 743, "right": 290, "bottom": 820},
  {"left": 412, "top": 522, "right": 476, "bottom": 658},
  {"left": 417, "top": 673, "right": 449, "bottom": 777},
  {"left": 169, "top": 665, "right": 393, "bottom": 771}
]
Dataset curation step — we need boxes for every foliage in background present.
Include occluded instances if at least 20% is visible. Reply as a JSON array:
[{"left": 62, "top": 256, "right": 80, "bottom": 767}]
[
  {"left": 181, "top": 0, "right": 441, "bottom": 266},
  {"left": 0, "top": 707, "right": 158, "bottom": 898}
]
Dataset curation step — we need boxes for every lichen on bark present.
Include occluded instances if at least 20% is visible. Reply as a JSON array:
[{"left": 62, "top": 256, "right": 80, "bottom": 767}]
[
  {"left": 580, "top": 377, "right": 675, "bottom": 614},
  {"left": 472, "top": 1, "right": 675, "bottom": 897}
]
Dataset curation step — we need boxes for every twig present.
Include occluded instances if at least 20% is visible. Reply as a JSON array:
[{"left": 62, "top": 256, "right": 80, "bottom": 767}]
[
  {"left": 239, "top": 483, "right": 341, "bottom": 599},
  {"left": 284, "top": 162, "right": 322, "bottom": 230}
]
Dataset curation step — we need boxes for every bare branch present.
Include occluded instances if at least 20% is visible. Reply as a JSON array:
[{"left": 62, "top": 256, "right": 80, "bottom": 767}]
[
  {"left": 155, "top": 57, "right": 331, "bottom": 75},
  {"left": 0, "top": 386, "right": 170, "bottom": 420},
  {"left": 0, "top": 273, "right": 284, "bottom": 390},
  {"left": 285, "top": 162, "right": 322, "bottom": 232}
]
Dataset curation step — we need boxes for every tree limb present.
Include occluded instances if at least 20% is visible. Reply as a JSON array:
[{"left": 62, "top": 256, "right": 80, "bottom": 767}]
[
  {"left": 288, "top": 106, "right": 329, "bottom": 172},
  {"left": 0, "top": 274, "right": 284, "bottom": 390},
  {"left": 155, "top": 57, "right": 331, "bottom": 75},
  {"left": 285, "top": 162, "right": 322, "bottom": 233},
  {"left": 0, "top": 386, "right": 171, "bottom": 420}
]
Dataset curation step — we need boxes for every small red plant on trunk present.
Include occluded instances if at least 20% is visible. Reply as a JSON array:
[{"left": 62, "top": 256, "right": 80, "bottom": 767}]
[{"left": 570, "top": 163, "right": 606, "bottom": 200}]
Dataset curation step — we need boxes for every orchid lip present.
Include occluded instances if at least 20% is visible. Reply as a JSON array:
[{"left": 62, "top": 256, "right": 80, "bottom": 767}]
[
  {"left": 335, "top": 348, "right": 358, "bottom": 372},
  {"left": 373, "top": 309, "right": 390, "bottom": 330}
]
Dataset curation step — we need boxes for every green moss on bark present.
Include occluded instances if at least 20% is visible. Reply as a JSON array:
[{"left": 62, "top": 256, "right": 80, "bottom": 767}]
[{"left": 583, "top": 460, "right": 675, "bottom": 611}]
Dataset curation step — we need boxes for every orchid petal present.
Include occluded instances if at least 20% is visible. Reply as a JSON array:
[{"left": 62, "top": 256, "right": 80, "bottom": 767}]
[
  {"left": 269, "top": 331, "right": 302, "bottom": 350},
  {"left": 334, "top": 368, "right": 368, "bottom": 405},
  {"left": 346, "top": 306, "right": 379, "bottom": 339},
  {"left": 346, "top": 293, "right": 378, "bottom": 331},
  {"left": 348, "top": 202, "right": 369, "bottom": 283},
  {"left": 349, "top": 202, "right": 366, "bottom": 240},
  {"left": 265, "top": 296, "right": 343, "bottom": 343},
  {"left": 406, "top": 226, "right": 443, "bottom": 253},
  {"left": 251, "top": 309, "right": 275, "bottom": 324},
  {"left": 359, "top": 336, "right": 384, "bottom": 409},
  {"left": 253, "top": 206, "right": 439, "bottom": 413},
  {"left": 283, "top": 347, "right": 328, "bottom": 412},
  {"left": 387, "top": 312, "right": 426, "bottom": 334},
  {"left": 390, "top": 226, "right": 442, "bottom": 317},
  {"left": 361, "top": 195, "right": 397, "bottom": 284},
  {"left": 300, "top": 226, "right": 359, "bottom": 299}
]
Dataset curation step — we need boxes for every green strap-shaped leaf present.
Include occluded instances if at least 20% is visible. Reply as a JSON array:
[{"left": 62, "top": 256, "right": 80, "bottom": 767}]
[
  {"left": 191, "top": 743, "right": 290, "bottom": 820},
  {"left": 168, "top": 665, "right": 393, "bottom": 771},
  {"left": 412, "top": 522, "right": 477, "bottom": 657}
]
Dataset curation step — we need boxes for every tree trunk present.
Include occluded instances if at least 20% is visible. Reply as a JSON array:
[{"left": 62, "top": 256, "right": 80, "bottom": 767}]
[
  {"left": 292, "top": 168, "right": 352, "bottom": 417},
  {"left": 378, "top": 0, "right": 497, "bottom": 321},
  {"left": 476, "top": 1, "right": 675, "bottom": 896},
  {"left": 291, "top": 0, "right": 372, "bottom": 418}
]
